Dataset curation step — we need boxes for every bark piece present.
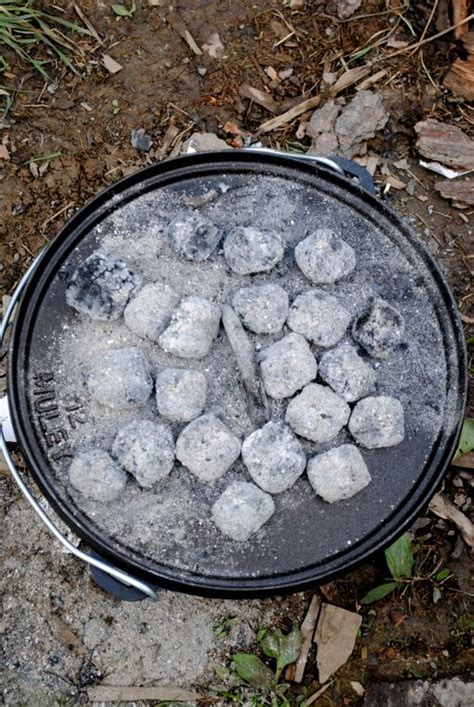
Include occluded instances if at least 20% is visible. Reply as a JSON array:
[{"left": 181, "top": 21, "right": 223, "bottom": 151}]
[
  {"left": 314, "top": 603, "right": 362, "bottom": 683},
  {"left": 435, "top": 178, "right": 474, "bottom": 206},
  {"left": 294, "top": 595, "right": 322, "bottom": 683},
  {"left": 415, "top": 119, "right": 474, "bottom": 171}
]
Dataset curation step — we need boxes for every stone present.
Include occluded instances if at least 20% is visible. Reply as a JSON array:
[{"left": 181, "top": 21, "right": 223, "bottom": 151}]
[
  {"left": 155, "top": 368, "right": 207, "bottom": 422},
  {"left": 175, "top": 414, "right": 241, "bottom": 483},
  {"left": 337, "top": 0, "right": 362, "bottom": 20},
  {"left": 295, "top": 229, "right": 356, "bottom": 285},
  {"left": 112, "top": 420, "right": 175, "bottom": 488},
  {"left": 123, "top": 282, "right": 180, "bottom": 342},
  {"left": 232, "top": 283, "right": 289, "bottom": 334},
  {"left": 242, "top": 421, "right": 306, "bottom": 494},
  {"left": 307, "top": 444, "right": 371, "bottom": 503},
  {"left": 285, "top": 383, "right": 350, "bottom": 443},
  {"left": 352, "top": 298, "right": 405, "bottom": 359},
  {"left": 183, "top": 132, "right": 231, "bottom": 153},
  {"left": 69, "top": 449, "right": 127, "bottom": 501},
  {"left": 159, "top": 296, "right": 221, "bottom": 359},
  {"left": 349, "top": 396, "right": 405, "bottom": 449},
  {"left": 167, "top": 211, "right": 220, "bottom": 262},
  {"left": 319, "top": 343, "right": 376, "bottom": 402},
  {"left": 131, "top": 128, "right": 153, "bottom": 152},
  {"left": 259, "top": 333, "right": 317, "bottom": 399},
  {"left": 363, "top": 677, "right": 474, "bottom": 707},
  {"left": 287, "top": 290, "right": 351, "bottom": 348},
  {"left": 335, "top": 90, "right": 389, "bottom": 159},
  {"left": 224, "top": 226, "right": 284, "bottom": 275},
  {"left": 211, "top": 481, "right": 275, "bottom": 541},
  {"left": 88, "top": 347, "right": 153, "bottom": 409},
  {"left": 66, "top": 252, "right": 142, "bottom": 321}
]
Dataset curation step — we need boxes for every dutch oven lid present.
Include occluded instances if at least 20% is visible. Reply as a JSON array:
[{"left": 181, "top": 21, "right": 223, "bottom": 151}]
[{"left": 8, "top": 151, "right": 466, "bottom": 596}]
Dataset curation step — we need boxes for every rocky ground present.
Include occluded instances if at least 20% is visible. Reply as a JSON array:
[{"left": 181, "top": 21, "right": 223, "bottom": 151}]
[{"left": 0, "top": 0, "right": 472, "bottom": 705}]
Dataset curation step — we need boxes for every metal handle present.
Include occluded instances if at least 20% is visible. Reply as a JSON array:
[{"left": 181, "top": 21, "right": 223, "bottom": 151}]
[{"left": 0, "top": 254, "right": 158, "bottom": 601}]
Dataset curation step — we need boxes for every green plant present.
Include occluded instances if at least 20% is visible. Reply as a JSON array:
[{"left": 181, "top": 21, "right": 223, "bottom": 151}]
[
  {"left": 213, "top": 626, "right": 304, "bottom": 706},
  {"left": 454, "top": 417, "right": 474, "bottom": 459},
  {"left": 0, "top": 0, "right": 92, "bottom": 81},
  {"left": 112, "top": 2, "right": 136, "bottom": 17},
  {"left": 360, "top": 533, "right": 454, "bottom": 604}
]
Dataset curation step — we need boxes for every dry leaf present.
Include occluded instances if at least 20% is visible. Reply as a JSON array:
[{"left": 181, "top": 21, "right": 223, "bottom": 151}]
[
  {"left": 429, "top": 492, "right": 474, "bottom": 548},
  {"left": 314, "top": 603, "right": 362, "bottom": 683}
]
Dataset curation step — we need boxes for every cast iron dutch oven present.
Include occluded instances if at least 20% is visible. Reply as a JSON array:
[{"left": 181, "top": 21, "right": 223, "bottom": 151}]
[{"left": 1, "top": 150, "right": 467, "bottom": 600}]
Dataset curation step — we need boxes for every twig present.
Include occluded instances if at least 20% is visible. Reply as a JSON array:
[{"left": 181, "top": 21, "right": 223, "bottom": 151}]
[
  {"left": 415, "top": 0, "right": 440, "bottom": 48},
  {"left": 258, "top": 94, "right": 321, "bottom": 133},
  {"left": 294, "top": 594, "right": 322, "bottom": 683},
  {"left": 382, "top": 13, "right": 474, "bottom": 60},
  {"left": 41, "top": 201, "right": 74, "bottom": 232},
  {"left": 73, "top": 4, "right": 101, "bottom": 43},
  {"left": 306, "top": 681, "right": 332, "bottom": 705}
]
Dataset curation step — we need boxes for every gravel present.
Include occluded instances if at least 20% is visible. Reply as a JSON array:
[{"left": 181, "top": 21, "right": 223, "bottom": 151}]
[
  {"left": 159, "top": 296, "right": 221, "bottom": 359},
  {"left": 112, "top": 419, "right": 175, "bottom": 488},
  {"left": 68, "top": 449, "right": 127, "bottom": 501},
  {"left": 259, "top": 332, "right": 317, "bottom": 399},
  {"left": 232, "top": 283, "right": 289, "bottom": 334},
  {"left": 211, "top": 481, "right": 275, "bottom": 541},
  {"left": 87, "top": 347, "right": 153, "bottom": 409},
  {"left": 224, "top": 226, "right": 284, "bottom": 275},
  {"left": 123, "top": 282, "right": 180, "bottom": 342},
  {"left": 242, "top": 421, "right": 306, "bottom": 494},
  {"left": 294, "top": 229, "right": 356, "bottom": 285},
  {"left": 285, "top": 383, "right": 350, "bottom": 443},
  {"left": 352, "top": 297, "right": 405, "bottom": 359},
  {"left": 287, "top": 289, "right": 351, "bottom": 347},
  {"left": 349, "top": 395, "right": 405, "bottom": 448},
  {"left": 319, "top": 343, "right": 376, "bottom": 402},
  {"left": 175, "top": 414, "right": 241, "bottom": 483},
  {"left": 307, "top": 444, "right": 371, "bottom": 503},
  {"left": 66, "top": 252, "right": 142, "bottom": 321},
  {"left": 155, "top": 367, "right": 207, "bottom": 422},
  {"left": 167, "top": 210, "right": 220, "bottom": 262}
]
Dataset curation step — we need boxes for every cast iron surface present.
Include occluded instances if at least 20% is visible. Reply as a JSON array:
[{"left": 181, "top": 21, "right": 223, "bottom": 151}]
[{"left": 8, "top": 151, "right": 467, "bottom": 597}]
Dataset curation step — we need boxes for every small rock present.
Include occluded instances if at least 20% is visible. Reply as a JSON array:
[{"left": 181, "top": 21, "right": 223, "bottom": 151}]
[
  {"left": 307, "top": 444, "right": 371, "bottom": 503},
  {"left": 337, "top": 0, "right": 362, "bottom": 19},
  {"left": 176, "top": 414, "right": 241, "bottom": 483},
  {"left": 66, "top": 252, "right": 142, "bottom": 321},
  {"left": 285, "top": 383, "right": 350, "bottom": 443},
  {"left": 159, "top": 296, "right": 221, "bottom": 359},
  {"left": 224, "top": 226, "right": 284, "bottom": 275},
  {"left": 295, "top": 229, "right": 356, "bottom": 285},
  {"left": 131, "top": 128, "right": 153, "bottom": 152},
  {"left": 112, "top": 420, "right": 175, "bottom": 488},
  {"left": 352, "top": 298, "right": 405, "bottom": 358},
  {"left": 349, "top": 396, "right": 404, "bottom": 448},
  {"left": 69, "top": 450, "right": 127, "bottom": 501},
  {"left": 232, "top": 283, "right": 289, "bottom": 334},
  {"left": 242, "top": 421, "right": 306, "bottom": 494},
  {"left": 167, "top": 211, "right": 220, "bottom": 262},
  {"left": 335, "top": 90, "right": 389, "bottom": 158},
  {"left": 212, "top": 481, "right": 275, "bottom": 541},
  {"left": 319, "top": 343, "right": 376, "bottom": 402},
  {"left": 259, "top": 332, "right": 317, "bottom": 399},
  {"left": 287, "top": 290, "right": 351, "bottom": 347},
  {"left": 183, "top": 132, "right": 230, "bottom": 153},
  {"left": 197, "top": 66, "right": 207, "bottom": 76},
  {"left": 306, "top": 100, "right": 340, "bottom": 139},
  {"left": 155, "top": 368, "right": 207, "bottom": 422},
  {"left": 202, "top": 32, "right": 224, "bottom": 58},
  {"left": 124, "top": 282, "right": 180, "bottom": 342},
  {"left": 88, "top": 347, "right": 153, "bottom": 409}
]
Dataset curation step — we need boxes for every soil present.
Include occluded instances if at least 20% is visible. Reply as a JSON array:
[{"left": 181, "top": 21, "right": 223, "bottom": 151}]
[{"left": 0, "top": 1, "right": 472, "bottom": 705}]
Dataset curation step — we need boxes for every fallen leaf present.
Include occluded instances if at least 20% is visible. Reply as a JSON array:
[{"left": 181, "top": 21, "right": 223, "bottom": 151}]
[
  {"left": 429, "top": 493, "right": 474, "bottom": 548},
  {"left": 314, "top": 603, "right": 362, "bottom": 683},
  {"left": 232, "top": 653, "right": 275, "bottom": 689}
]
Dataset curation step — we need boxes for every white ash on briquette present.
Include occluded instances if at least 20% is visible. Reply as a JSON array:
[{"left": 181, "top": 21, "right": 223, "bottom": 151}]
[
  {"left": 295, "top": 228, "right": 356, "bottom": 285},
  {"left": 285, "top": 383, "right": 350, "bottom": 443},
  {"left": 349, "top": 396, "right": 405, "bottom": 449},
  {"left": 232, "top": 283, "right": 289, "bottom": 334},
  {"left": 155, "top": 367, "right": 207, "bottom": 422},
  {"left": 287, "top": 289, "right": 351, "bottom": 347},
  {"left": 50, "top": 171, "right": 442, "bottom": 554},
  {"left": 212, "top": 481, "right": 275, "bottom": 542},
  {"left": 167, "top": 210, "right": 221, "bottom": 262},
  {"left": 66, "top": 251, "right": 142, "bottom": 321},
  {"left": 69, "top": 449, "right": 127, "bottom": 502},
  {"left": 123, "top": 282, "right": 180, "bottom": 342},
  {"left": 112, "top": 419, "right": 175, "bottom": 488}
]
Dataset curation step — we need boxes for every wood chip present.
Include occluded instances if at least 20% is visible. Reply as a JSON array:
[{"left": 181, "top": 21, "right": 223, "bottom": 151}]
[
  {"left": 415, "top": 119, "right": 474, "bottom": 171},
  {"left": 168, "top": 16, "right": 202, "bottom": 56},
  {"left": 328, "top": 65, "right": 372, "bottom": 96},
  {"left": 88, "top": 685, "right": 200, "bottom": 702},
  {"left": 385, "top": 175, "right": 407, "bottom": 190},
  {"left": 351, "top": 681, "right": 365, "bottom": 696},
  {"left": 239, "top": 84, "right": 278, "bottom": 113},
  {"left": 258, "top": 94, "right": 321, "bottom": 133},
  {"left": 102, "top": 54, "right": 123, "bottom": 74},
  {"left": 453, "top": 0, "right": 469, "bottom": 38},
  {"left": 356, "top": 69, "right": 389, "bottom": 92},
  {"left": 48, "top": 615, "right": 86, "bottom": 653},
  {"left": 158, "top": 123, "right": 180, "bottom": 160},
  {"left": 435, "top": 179, "right": 474, "bottom": 206},
  {"left": 429, "top": 492, "right": 474, "bottom": 548},
  {"left": 314, "top": 603, "right": 362, "bottom": 684},
  {"left": 294, "top": 594, "right": 322, "bottom": 683},
  {"left": 444, "top": 31, "right": 474, "bottom": 100}
]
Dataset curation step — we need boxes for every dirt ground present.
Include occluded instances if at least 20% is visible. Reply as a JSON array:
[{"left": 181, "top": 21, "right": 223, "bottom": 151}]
[{"left": 0, "top": 1, "right": 473, "bottom": 705}]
